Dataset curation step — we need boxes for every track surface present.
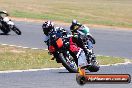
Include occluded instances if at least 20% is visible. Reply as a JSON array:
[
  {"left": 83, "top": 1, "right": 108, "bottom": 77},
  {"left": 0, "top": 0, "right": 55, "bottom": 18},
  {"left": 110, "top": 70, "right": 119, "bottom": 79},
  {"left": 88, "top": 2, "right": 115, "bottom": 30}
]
[
  {"left": 0, "top": 21, "right": 132, "bottom": 58},
  {"left": 0, "top": 21, "right": 132, "bottom": 88},
  {"left": 0, "top": 64, "right": 131, "bottom": 88}
]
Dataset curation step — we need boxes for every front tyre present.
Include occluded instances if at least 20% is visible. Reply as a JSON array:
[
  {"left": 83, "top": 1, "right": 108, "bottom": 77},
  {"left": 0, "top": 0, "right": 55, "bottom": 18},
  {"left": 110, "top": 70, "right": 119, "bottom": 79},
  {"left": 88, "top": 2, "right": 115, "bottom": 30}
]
[
  {"left": 58, "top": 52, "right": 78, "bottom": 73},
  {"left": 87, "top": 53, "right": 100, "bottom": 72},
  {"left": 12, "top": 26, "right": 21, "bottom": 35},
  {"left": 88, "top": 61, "right": 100, "bottom": 72}
]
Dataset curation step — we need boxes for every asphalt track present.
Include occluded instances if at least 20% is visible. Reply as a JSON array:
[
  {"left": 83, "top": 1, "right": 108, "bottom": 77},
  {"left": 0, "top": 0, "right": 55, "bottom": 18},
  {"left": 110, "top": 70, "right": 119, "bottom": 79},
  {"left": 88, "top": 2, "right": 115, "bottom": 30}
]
[
  {"left": 0, "top": 64, "right": 131, "bottom": 88},
  {"left": 0, "top": 21, "right": 132, "bottom": 88},
  {"left": 0, "top": 21, "right": 132, "bottom": 58}
]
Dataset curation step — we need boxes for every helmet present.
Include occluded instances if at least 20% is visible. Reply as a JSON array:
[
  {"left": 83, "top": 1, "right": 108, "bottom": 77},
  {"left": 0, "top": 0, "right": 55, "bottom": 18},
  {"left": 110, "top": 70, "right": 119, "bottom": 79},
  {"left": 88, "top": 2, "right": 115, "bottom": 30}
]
[
  {"left": 42, "top": 21, "right": 54, "bottom": 36},
  {"left": 2, "top": 11, "right": 9, "bottom": 16},
  {"left": 72, "top": 19, "right": 77, "bottom": 25}
]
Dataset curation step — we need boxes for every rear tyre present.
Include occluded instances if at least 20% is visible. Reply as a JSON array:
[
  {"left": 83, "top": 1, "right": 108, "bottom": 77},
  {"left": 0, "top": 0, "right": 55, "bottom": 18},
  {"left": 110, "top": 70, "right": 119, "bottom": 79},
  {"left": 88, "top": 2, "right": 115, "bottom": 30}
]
[
  {"left": 58, "top": 52, "right": 78, "bottom": 73},
  {"left": 88, "top": 65, "right": 100, "bottom": 72},
  {"left": 0, "top": 23, "right": 10, "bottom": 35},
  {"left": 1, "top": 29, "right": 9, "bottom": 35}
]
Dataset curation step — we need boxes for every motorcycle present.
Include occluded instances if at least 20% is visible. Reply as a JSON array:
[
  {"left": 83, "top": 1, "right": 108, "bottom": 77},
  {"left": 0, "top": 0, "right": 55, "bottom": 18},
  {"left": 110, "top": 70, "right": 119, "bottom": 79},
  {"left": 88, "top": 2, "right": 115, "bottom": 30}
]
[
  {"left": 48, "top": 29, "right": 78, "bottom": 73},
  {"left": 0, "top": 11, "right": 21, "bottom": 35},
  {"left": 73, "top": 25, "right": 100, "bottom": 72},
  {"left": 47, "top": 28, "right": 99, "bottom": 73}
]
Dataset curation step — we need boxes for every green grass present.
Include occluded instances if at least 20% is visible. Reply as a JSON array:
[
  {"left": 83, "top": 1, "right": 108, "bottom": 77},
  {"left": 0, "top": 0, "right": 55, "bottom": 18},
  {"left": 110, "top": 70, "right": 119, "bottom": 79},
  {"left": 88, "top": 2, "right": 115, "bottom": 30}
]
[
  {"left": 0, "top": 45, "right": 62, "bottom": 71},
  {"left": 0, "top": 0, "right": 132, "bottom": 28},
  {"left": 0, "top": 45, "right": 129, "bottom": 71},
  {"left": 97, "top": 56, "right": 126, "bottom": 65}
]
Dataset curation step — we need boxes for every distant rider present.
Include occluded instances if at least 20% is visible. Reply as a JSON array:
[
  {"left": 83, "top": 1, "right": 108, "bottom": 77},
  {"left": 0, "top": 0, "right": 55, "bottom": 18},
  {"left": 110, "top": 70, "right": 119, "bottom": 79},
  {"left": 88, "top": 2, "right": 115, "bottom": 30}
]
[
  {"left": 0, "top": 11, "right": 9, "bottom": 22},
  {"left": 0, "top": 11, "right": 9, "bottom": 28},
  {"left": 0, "top": 10, "right": 13, "bottom": 30}
]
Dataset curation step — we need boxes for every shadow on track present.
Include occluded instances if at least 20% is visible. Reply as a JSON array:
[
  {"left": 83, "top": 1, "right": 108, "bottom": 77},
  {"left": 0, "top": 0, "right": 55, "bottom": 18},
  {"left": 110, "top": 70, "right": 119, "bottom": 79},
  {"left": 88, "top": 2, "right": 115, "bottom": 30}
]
[
  {"left": 58, "top": 72, "right": 72, "bottom": 74},
  {"left": 0, "top": 33, "right": 10, "bottom": 35}
]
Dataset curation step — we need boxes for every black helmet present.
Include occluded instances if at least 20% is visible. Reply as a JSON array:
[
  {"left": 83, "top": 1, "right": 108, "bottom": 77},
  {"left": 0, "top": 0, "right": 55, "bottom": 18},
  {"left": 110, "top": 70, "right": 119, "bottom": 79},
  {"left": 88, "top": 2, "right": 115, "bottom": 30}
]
[
  {"left": 72, "top": 19, "right": 77, "bottom": 25},
  {"left": 42, "top": 21, "right": 54, "bottom": 36}
]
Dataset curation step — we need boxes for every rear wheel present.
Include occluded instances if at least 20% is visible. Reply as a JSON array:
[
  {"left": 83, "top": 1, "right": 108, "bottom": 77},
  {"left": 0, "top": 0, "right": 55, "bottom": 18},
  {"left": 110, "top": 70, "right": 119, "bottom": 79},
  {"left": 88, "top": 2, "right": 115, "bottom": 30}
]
[
  {"left": 1, "top": 28, "right": 9, "bottom": 34},
  {"left": 88, "top": 60, "right": 100, "bottom": 72},
  {"left": 88, "top": 65, "right": 100, "bottom": 72},
  {"left": 58, "top": 52, "right": 78, "bottom": 73},
  {"left": 0, "top": 23, "right": 10, "bottom": 35}
]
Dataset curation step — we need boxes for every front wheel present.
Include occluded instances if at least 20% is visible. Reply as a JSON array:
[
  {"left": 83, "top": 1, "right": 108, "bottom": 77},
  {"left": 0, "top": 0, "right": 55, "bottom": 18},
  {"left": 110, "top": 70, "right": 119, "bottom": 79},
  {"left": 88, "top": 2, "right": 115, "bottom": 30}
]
[
  {"left": 88, "top": 60, "right": 100, "bottom": 72},
  {"left": 12, "top": 26, "right": 21, "bottom": 35},
  {"left": 58, "top": 52, "right": 78, "bottom": 73},
  {"left": 87, "top": 54, "right": 100, "bottom": 72}
]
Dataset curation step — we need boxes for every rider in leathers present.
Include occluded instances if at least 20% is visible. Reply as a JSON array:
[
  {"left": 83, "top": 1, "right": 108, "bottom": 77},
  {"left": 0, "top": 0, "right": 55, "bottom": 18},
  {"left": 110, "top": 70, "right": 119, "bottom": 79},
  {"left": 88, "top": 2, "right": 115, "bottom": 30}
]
[
  {"left": 0, "top": 11, "right": 9, "bottom": 24},
  {"left": 0, "top": 11, "right": 8, "bottom": 28},
  {"left": 70, "top": 19, "right": 96, "bottom": 63},
  {"left": 0, "top": 11, "right": 14, "bottom": 33},
  {"left": 42, "top": 21, "right": 88, "bottom": 67}
]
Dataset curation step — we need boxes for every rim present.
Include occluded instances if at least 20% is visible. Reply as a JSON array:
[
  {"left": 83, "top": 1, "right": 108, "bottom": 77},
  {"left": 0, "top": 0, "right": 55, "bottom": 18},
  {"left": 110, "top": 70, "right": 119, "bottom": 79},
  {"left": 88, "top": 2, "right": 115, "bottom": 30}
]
[{"left": 64, "top": 53, "right": 78, "bottom": 70}]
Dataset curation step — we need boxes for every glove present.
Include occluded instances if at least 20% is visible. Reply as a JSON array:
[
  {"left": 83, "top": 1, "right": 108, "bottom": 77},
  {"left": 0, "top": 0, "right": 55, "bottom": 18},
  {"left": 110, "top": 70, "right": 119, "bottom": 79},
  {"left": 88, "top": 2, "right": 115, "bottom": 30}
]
[{"left": 44, "top": 39, "right": 49, "bottom": 46}]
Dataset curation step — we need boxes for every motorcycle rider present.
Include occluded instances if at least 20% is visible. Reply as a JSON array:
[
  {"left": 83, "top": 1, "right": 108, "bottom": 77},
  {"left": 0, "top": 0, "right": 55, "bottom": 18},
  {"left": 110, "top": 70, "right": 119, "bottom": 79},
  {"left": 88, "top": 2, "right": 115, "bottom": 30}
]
[
  {"left": 0, "top": 11, "right": 9, "bottom": 23},
  {"left": 70, "top": 19, "right": 96, "bottom": 63},
  {"left": 70, "top": 19, "right": 96, "bottom": 47},
  {"left": 0, "top": 11, "right": 13, "bottom": 34},
  {"left": 0, "top": 11, "right": 8, "bottom": 28},
  {"left": 42, "top": 20, "right": 88, "bottom": 67},
  {"left": 42, "top": 21, "right": 67, "bottom": 46}
]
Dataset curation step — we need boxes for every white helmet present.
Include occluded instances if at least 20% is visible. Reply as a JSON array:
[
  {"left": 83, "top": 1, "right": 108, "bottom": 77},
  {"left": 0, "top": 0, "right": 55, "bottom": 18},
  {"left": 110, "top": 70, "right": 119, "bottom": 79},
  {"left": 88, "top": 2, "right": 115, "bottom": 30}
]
[
  {"left": 72, "top": 19, "right": 78, "bottom": 25},
  {"left": 3, "top": 17, "right": 9, "bottom": 22}
]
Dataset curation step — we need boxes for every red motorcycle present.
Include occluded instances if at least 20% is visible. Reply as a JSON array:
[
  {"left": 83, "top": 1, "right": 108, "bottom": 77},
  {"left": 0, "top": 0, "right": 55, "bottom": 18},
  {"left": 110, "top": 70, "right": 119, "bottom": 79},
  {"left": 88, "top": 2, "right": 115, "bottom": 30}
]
[
  {"left": 48, "top": 30, "right": 79, "bottom": 73},
  {"left": 48, "top": 29, "right": 99, "bottom": 73}
]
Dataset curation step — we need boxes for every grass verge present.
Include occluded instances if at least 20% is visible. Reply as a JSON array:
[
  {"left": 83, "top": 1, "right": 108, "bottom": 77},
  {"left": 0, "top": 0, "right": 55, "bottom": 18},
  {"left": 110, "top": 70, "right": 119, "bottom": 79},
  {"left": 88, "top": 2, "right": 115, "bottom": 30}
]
[
  {"left": 0, "top": 0, "right": 132, "bottom": 28},
  {"left": 0, "top": 45, "right": 129, "bottom": 71},
  {"left": 97, "top": 56, "right": 127, "bottom": 65}
]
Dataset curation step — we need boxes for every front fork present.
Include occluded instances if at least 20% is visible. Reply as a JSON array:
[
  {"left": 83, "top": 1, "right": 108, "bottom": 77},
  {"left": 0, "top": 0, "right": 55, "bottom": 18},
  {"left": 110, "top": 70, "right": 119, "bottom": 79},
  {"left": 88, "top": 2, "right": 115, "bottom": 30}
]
[
  {"left": 83, "top": 45, "right": 96, "bottom": 64},
  {"left": 52, "top": 51, "right": 70, "bottom": 63}
]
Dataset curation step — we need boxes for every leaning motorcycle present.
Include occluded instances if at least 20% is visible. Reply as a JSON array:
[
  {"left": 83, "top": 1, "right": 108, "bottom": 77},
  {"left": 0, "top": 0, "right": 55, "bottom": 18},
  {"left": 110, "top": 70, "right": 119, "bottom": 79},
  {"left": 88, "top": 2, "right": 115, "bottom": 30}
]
[
  {"left": 73, "top": 25, "right": 100, "bottom": 72},
  {"left": 0, "top": 11, "right": 21, "bottom": 35},
  {"left": 48, "top": 30, "right": 78, "bottom": 73}
]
